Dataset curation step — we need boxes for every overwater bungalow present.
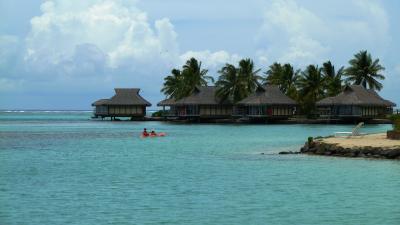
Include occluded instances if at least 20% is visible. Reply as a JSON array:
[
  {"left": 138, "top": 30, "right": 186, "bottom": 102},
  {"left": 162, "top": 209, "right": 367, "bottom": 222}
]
[
  {"left": 234, "top": 85, "right": 297, "bottom": 119},
  {"left": 157, "top": 86, "right": 233, "bottom": 119},
  {"left": 316, "top": 85, "right": 396, "bottom": 119},
  {"left": 92, "top": 88, "right": 151, "bottom": 120}
]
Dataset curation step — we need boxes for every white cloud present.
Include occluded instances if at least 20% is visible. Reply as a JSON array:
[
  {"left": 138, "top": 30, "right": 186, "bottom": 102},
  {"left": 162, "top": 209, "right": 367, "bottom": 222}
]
[
  {"left": 180, "top": 50, "right": 241, "bottom": 70},
  {"left": 257, "top": 0, "right": 390, "bottom": 67},
  {"left": 0, "top": 0, "right": 241, "bottom": 108},
  {"left": 23, "top": 0, "right": 239, "bottom": 79},
  {"left": 257, "top": 0, "right": 327, "bottom": 65},
  {"left": 281, "top": 36, "right": 329, "bottom": 64},
  {"left": 25, "top": 0, "right": 180, "bottom": 73}
]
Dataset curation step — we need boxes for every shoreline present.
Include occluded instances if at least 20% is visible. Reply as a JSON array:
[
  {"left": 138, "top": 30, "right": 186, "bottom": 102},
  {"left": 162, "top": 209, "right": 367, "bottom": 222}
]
[
  {"left": 94, "top": 117, "right": 393, "bottom": 125},
  {"left": 298, "top": 133, "right": 400, "bottom": 160}
]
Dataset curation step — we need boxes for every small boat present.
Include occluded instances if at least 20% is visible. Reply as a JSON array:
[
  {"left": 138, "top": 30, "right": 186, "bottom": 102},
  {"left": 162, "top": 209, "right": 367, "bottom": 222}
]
[{"left": 140, "top": 132, "right": 166, "bottom": 138}]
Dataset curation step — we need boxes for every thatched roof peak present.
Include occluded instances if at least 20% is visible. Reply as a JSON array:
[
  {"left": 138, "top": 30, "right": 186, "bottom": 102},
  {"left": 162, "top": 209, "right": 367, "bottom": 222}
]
[
  {"left": 157, "top": 86, "right": 232, "bottom": 106},
  {"left": 92, "top": 88, "right": 151, "bottom": 106},
  {"left": 317, "top": 85, "right": 395, "bottom": 107},
  {"left": 237, "top": 85, "right": 297, "bottom": 106}
]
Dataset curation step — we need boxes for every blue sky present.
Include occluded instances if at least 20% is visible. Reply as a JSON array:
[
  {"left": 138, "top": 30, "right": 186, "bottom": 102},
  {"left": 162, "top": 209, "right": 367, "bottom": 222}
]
[{"left": 0, "top": 0, "right": 399, "bottom": 109}]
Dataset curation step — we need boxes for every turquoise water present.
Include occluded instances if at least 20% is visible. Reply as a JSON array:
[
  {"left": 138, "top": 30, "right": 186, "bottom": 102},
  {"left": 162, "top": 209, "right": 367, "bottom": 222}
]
[{"left": 1, "top": 111, "right": 399, "bottom": 225}]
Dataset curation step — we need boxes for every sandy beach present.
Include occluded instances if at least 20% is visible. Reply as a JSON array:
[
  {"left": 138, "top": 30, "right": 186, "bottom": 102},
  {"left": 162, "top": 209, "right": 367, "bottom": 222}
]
[{"left": 321, "top": 133, "right": 400, "bottom": 148}]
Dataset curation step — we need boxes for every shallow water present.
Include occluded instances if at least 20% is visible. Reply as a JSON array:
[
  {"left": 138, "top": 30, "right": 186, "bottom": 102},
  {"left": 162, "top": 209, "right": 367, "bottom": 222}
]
[{"left": 1, "top": 111, "right": 399, "bottom": 225}]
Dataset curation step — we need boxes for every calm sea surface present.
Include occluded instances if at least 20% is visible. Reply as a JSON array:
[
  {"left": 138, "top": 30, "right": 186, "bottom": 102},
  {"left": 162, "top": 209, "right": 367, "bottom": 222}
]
[{"left": 1, "top": 111, "right": 399, "bottom": 225}]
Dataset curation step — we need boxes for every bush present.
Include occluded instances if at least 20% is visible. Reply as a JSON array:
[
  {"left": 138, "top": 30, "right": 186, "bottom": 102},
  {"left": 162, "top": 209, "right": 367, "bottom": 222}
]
[
  {"left": 152, "top": 110, "right": 165, "bottom": 117},
  {"left": 389, "top": 114, "right": 400, "bottom": 131},
  {"left": 308, "top": 136, "right": 314, "bottom": 144}
]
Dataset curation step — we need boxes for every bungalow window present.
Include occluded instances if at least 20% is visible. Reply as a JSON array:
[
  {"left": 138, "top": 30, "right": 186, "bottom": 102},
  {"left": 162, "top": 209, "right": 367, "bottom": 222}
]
[
  {"left": 137, "top": 106, "right": 143, "bottom": 114},
  {"left": 273, "top": 107, "right": 277, "bottom": 116},
  {"left": 96, "top": 106, "right": 108, "bottom": 114}
]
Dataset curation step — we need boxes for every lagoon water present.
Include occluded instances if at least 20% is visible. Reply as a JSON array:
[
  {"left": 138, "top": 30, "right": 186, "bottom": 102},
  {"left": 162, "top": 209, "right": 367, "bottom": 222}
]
[{"left": 1, "top": 111, "right": 399, "bottom": 224}]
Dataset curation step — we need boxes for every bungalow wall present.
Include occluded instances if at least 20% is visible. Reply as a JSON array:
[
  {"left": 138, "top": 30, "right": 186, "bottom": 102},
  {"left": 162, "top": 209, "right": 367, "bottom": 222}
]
[
  {"left": 199, "top": 105, "right": 232, "bottom": 116},
  {"left": 107, "top": 105, "right": 145, "bottom": 116},
  {"left": 95, "top": 106, "right": 108, "bottom": 115},
  {"left": 236, "top": 105, "right": 294, "bottom": 117},
  {"left": 318, "top": 105, "right": 390, "bottom": 118},
  {"left": 361, "top": 106, "right": 389, "bottom": 117},
  {"left": 174, "top": 105, "right": 198, "bottom": 116},
  {"left": 172, "top": 105, "right": 232, "bottom": 117}
]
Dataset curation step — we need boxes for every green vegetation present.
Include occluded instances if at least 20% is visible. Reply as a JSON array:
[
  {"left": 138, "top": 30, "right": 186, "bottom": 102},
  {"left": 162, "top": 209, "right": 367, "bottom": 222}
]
[
  {"left": 308, "top": 137, "right": 314, "bottom": 145},
  {"left": 215, "top": 58, "right": 261, "bottom": 103},
  {"left": 344, "top": 50, "right": 385, "bottom": 91},
  {"left": 152, "top": 110, "right": 165, "bottom": 117},
  {"left": 160, "top": 50, "right": 386, "bottom": 117},
  {"left": 298, "top": 65, "right": 326, "bottom": 116},
  {"left": 322, "top": 61, "right": 344, "bottom": 97},
  {"left": 161, "top": 69, "right": 184, "bottom": 99},
  {"left": 161, "top": 58, "right": 213, "bottom": 100},
  {"left": 389, "top": 114, "right": 400, "bottom": 132},
  {"left": 263, "top": 62, "right": 300, "bottom": 100}
]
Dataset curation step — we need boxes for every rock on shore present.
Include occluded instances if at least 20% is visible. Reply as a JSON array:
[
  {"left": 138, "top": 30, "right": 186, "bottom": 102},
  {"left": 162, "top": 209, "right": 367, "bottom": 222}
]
[{"left": 300, "top": 135, "right": 400, "bottom": 160}]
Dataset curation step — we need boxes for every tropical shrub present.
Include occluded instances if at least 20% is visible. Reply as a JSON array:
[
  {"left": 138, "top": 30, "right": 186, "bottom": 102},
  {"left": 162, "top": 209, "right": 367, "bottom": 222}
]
[
  {"left": 389, "top": 114, "right": 400, "bottom": 131},
  {"left": 152, "top": 110, "right": 165, "bottom": 117}
]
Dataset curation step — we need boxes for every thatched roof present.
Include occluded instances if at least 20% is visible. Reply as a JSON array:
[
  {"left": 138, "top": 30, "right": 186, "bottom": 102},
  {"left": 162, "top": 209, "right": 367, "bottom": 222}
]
[
  {"left": 157, "top": 98, "right": 176, "bottom": 106},
  {"left": 317, "top": 85, "right": 396, "bottom": 107},
  {"left": 176, "top": 86, "right": 232, "bottom": 105},
  {"left": 92, "top": 88, "right": 151, "bottom": 106},
  {"left": 92, "top": 99, "right": 110, "bottom": 106},
  {"left": 158, "top": 86, "right": 232, "bottom": 106},
  {"left": 237, "top": 85, "right": 297, "bottom": 106}
]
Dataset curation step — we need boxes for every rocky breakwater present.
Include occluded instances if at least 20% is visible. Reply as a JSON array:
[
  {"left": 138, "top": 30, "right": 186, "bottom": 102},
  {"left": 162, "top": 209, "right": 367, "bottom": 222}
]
[{"left": 300, "top": 133, "right": 400, "bottom": 160}]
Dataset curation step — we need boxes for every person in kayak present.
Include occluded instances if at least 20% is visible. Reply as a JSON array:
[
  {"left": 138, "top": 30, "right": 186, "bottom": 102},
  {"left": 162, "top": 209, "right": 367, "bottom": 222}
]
[
  {"left": 150, "top": 130, "right": 157, "bottom": 136},
  {"left": 142, "top": 128, "right": 149, "bottom": 137}
]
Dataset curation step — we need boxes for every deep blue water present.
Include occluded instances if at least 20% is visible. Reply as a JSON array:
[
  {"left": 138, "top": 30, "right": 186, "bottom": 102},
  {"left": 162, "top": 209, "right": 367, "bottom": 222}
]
[{"left": 1, "top": 111, "right": 399, "bottom": 225}]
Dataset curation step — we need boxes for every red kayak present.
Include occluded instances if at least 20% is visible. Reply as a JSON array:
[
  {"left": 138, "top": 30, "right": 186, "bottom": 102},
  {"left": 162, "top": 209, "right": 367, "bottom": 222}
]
[{"left": 140, "top": 132, "right": 166, "bottom": 138}]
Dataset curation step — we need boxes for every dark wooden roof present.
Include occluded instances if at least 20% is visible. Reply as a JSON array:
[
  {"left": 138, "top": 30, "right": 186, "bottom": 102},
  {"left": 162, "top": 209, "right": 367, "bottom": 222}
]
[
  {"left": 317, "top": 85, "right": 396, "bottom": 107},
  {"left": 92, "top": 88, "right": 151, "bottom": 106},
  {"left": 176, "top": 86, "right": 232, "bottom": 105},
  {"left": 157, "top": 98, "right": 176, "bottom": 106},
  {"left": 158, "top": 86, "right": 232, "bottom": 106},
  {"left": 92, "top": 99, "right": 110, "bottom": 106},
  {"left": 237, "top": 85, "right": 297, "bottom": 106}
]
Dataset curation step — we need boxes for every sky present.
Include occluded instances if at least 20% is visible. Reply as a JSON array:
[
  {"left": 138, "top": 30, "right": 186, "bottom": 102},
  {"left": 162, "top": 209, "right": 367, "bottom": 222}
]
[{"left": 0, "top": 0, "right": 399, "bottom": 110}]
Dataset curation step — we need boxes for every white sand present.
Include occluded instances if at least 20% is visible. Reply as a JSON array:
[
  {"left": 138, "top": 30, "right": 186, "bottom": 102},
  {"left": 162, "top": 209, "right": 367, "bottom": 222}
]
[{"left": 320, "top": 133, "right": 400, "bottom": 148}]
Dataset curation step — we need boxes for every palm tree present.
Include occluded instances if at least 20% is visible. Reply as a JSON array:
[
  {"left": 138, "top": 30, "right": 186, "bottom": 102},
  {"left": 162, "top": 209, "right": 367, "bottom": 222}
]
[
  {"left": 282, "top": 64, "right": 300, "bottom": 95},
  {"left": 322, "top": 61, "right": 344, "bottom": 97},
  {"left": 161, "top": 58, "right": 213, "bottom": 99},
  {"left": 298, "top": 65, "right": 326, "bottom": 115},
  {"left": 216, "top": 64, "right": 241, "bottom": 102},
  {"left": 161, "top": 69, "right": 185, "bottom": 99},
  {"left": 182, "top": 58, "right": 214, "bottom": 94},
  {"left": 344, "top": 50, "right": 385, "bottom": 91},
  {"left": 237, "top": 58, "right": 261, "bottom": 95},
  {"left": 263, "top": 62, "right": 299, "bottom": 99},
  {"left": 216, "top": 59, "right": 261, "bottom": 102},
  {"left": 263, "top": 62, "right": 284, "bottom": 86}
]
